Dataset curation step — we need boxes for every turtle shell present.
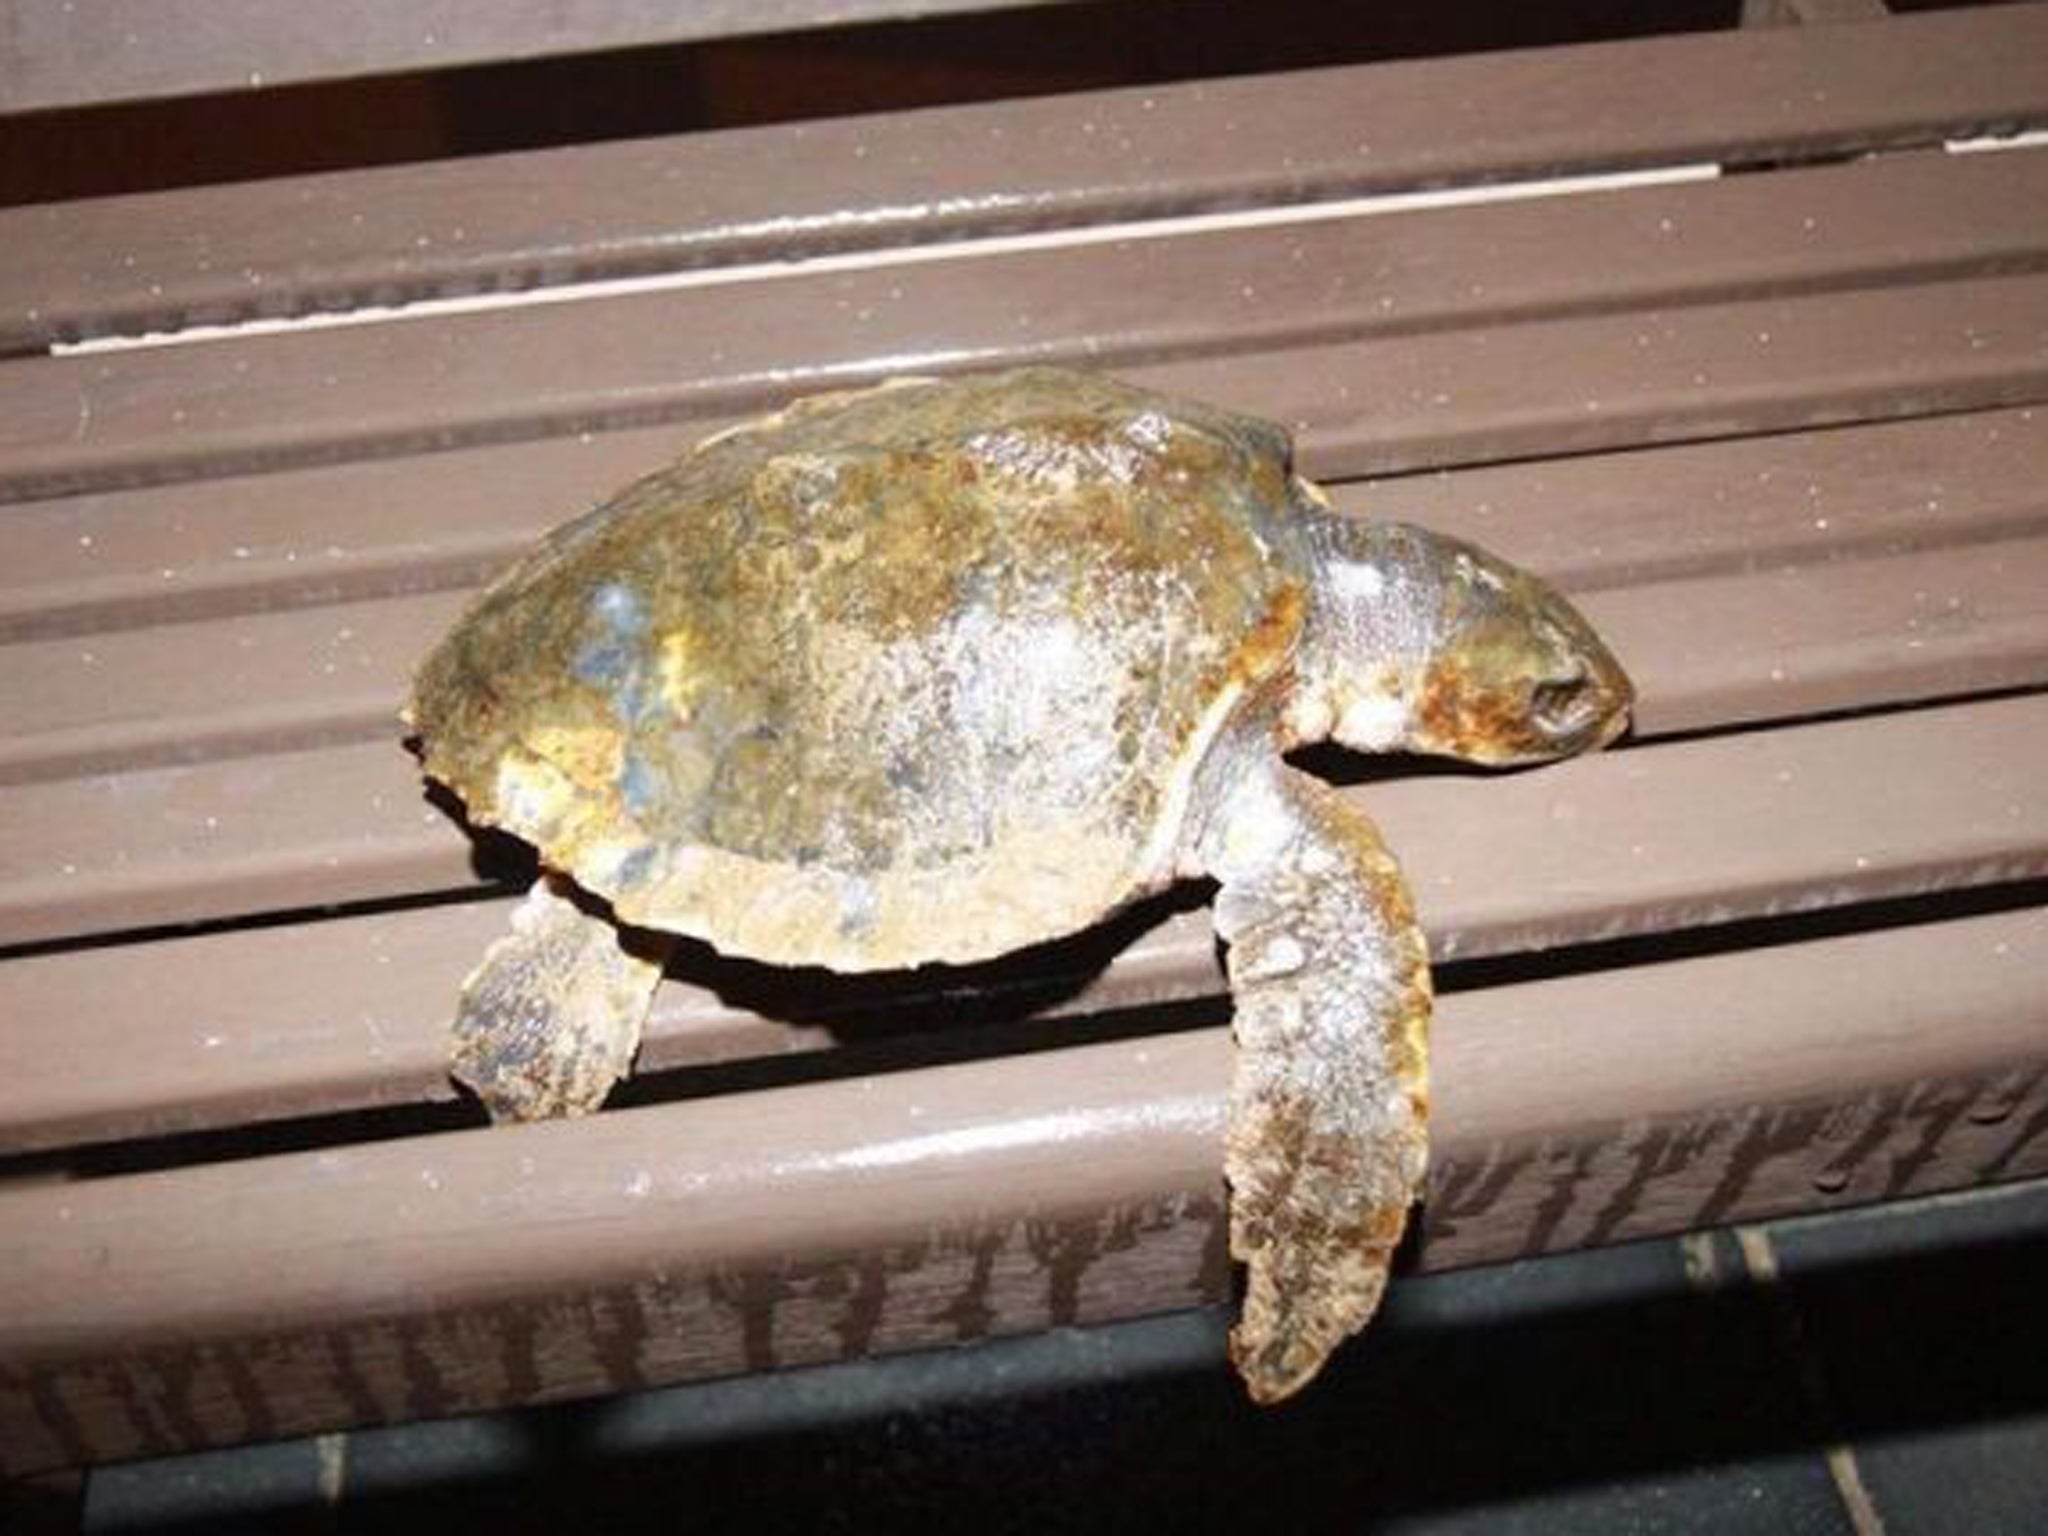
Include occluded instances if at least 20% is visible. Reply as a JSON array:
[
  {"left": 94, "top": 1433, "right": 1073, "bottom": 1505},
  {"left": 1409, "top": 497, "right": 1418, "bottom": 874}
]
[{"left": 410, "top": 368, "right": 1308, "bottom": 969}]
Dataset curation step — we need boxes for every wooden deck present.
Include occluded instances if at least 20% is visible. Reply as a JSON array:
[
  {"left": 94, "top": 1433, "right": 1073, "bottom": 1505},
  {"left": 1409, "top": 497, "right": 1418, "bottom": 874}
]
[{"left": 3, "top": 2, "right": 2047, "bottom": 1476}]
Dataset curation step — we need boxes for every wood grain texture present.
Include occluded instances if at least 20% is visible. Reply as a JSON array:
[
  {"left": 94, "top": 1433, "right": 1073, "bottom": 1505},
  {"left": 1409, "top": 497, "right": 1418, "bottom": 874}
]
[
  {"left": 5, "top": 694, "right": 2046, "bottom": 1151},
  {"left": 3, "top": 906, "right": 2042, "bottom": 1473},
  {"left": 9, "top": 149, "right": 2048, "bottom": 500},
  {"left": 6, "top": 5, "right": 2048, "bottom": 344}
]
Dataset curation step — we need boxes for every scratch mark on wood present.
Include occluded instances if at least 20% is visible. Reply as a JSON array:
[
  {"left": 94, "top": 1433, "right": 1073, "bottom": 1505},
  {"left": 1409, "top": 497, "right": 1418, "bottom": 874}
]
[
  {"left": 1425, "top": 1147, "right": 1533, "bottom": 1244},
  {"left": 590, "top": 1288, "right": 652, "bottom": 1392},
  {"left": 319, "top": 1329, "right": 387, "bottom": 1425},
  {"left": 477, "top": 1309, "right": 538, "bottom": 1409},
  {"left": 394, "top": 1320, "right": 452, "bottom": 1418},
  {"left": 831, "top": 1253, "right": 890, "bottom": 1361},
  {"left": 1586, "top": 1124, "right": 1703, "bottom": 1246},
  {"left": 938, "top": 1226, "right": 1004, "bottom": 1340},
  {"left": 215, "top": 1346, "right": 275, "bottom": 1443},
  {"left": 1522, "top": 1141, "right": 1603, "bottom": 1254},
  {"left": 1026, "top": 1213, "right": 1107, "bottom": 1326},
  {"left": 121, "top": 1354, "right": 193, "bottom": 1452},
  {"left": 1694, "top": 1104, "right": 1831, "bottom": 1229},
  {"left": 1980, "top": 1074, "right": 2048, "bottom": 1178},
  {"left": 1811, "top": 1089, "right": 1906, "bottom": 1194},
  {"left": 706, "top": 1268, "right": 788, "bottom": 1373},
  {"left": 1884, "top": 1083, "right": 1974, "bottom": 1197},
  {"left": 18, "top": 1369, "right": 89, "bottom": 1468}
]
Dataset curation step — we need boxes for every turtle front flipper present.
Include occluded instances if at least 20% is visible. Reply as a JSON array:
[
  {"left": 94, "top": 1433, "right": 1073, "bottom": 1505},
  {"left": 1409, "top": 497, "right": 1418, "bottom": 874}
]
[
  {"left": 450, "top": 875, "right": 675, "bottom": 1122},
  {"left": 1199, "top": 759, "right": 1431, "bottom": 1404}
]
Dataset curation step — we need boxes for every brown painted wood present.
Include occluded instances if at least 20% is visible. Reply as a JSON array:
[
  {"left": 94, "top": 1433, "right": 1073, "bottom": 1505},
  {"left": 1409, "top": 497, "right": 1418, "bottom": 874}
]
[
  {"left": 5, "top": 693, "right": 2046, "bottom": 1152},
  {"left": 3, "top": 904, "right": 2042, "bottom": 1473},
  {"left": 8, "top": 505, "right": 2048, "bottom": 788},
  {"left": 0, "top": 0, "right": 1101, "bottom": 114},
  {"left": 8, "top": 400, "right": 2044, "bottom": 647},
  {"left": 7, "top": 6, "right": 2048, "bottom": 347},
  {"left": 5, "top": 516, "right": 2046, "bottom": 945},
  {"left": 0, "top": 587, "right": 466, "bottom": 784},
  {"left": 9, "top": 147, "right": 2048, "bottom": 500},
  {"left": 8, "top": 146, "right": 2048, "bottom": 608},
  {"left": 1356, "top": 403, "right": 2048, "bottom": 593},
  {"left": 1155, "top": 271, "right": 2048, "bottom": 480},
  {"left": 1598, "top": 534, "right": 2048, "bottom": 734}
]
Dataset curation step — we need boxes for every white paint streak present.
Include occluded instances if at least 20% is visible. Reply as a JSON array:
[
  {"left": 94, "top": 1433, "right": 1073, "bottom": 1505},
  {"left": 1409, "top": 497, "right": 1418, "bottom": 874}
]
[{"left": 830, "top": 1094, "right": 1221, "bottom": 1173}]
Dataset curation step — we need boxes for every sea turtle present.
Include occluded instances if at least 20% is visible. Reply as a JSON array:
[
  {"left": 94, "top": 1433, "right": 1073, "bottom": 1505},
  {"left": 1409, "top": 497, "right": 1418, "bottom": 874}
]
[{"left": 406, "top": 367, "right": 1632, "bottom": 1403}]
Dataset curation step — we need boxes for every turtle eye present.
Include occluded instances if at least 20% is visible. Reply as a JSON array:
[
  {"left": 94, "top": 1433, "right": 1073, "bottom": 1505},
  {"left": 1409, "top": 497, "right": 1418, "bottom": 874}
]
[{"left": 1529, "top": 670, "right": 1595, "bottom": 739}]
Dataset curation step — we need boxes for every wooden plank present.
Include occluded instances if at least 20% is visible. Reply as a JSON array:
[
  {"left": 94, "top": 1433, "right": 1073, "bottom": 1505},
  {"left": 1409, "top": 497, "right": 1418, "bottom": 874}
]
[
  {"left": 0, "top": 588, "right": 464, "bottom": 784},
  {"left": 8, "top": 497, "right": 2048, "bottom": 786},
  {"left": 16, "top": 380, "right": 2048, "bottom": 770},
  {"left": 1593, "top": 534, "right": 2048, "bottom": 734},
  {"left": 13, "top": 137, "right": 2048, "bottom": 626},
  {"left": 0, "top": 0, "right": 1104, "bottom": 114},
  {"left": 3, "top": 903, "right": 2043, "bottom": 1472},
  {"left": 5, "top": 517, "right": 2045, "bottom": 937},
  {"left": 6, "top": 223, "right": 2048, "bottom": 504},
  {"left": 1355, "top": 403, "right": 2048, "bottom": 593},
  {"left": 8, "top": 401, "right": 2044, "bottom": 646},
  {"left": 7, "top": 5, "right": 2048, "bottom": 346},
  {"left": 7, "top": 146, "right": 2048, "bottom": 492},
  {"left": 5, "top": 693, "right": 2046, "bottom": 1151},
  {"left": 1160, "top": 270, "right": 2048, "bottom": 479},
  {"left": 0, "top": 422, "right": 691, "bottom": 642}
]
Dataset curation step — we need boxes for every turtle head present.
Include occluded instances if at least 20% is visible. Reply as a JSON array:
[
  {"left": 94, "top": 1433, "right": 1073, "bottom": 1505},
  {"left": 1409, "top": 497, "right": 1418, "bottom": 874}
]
[
  {"left": 1292, "top": 504, "right": 1634, "bottom": 767},
  {"left": 1400, "top": 541, "right": 1634, "bottom": 765}
]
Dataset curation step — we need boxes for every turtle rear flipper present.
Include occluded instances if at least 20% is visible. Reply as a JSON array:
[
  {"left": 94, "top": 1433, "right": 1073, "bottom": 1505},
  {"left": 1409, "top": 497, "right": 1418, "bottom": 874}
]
[
  {"left": 451, "top": 875, "right": 675, "bottom": 1121},
  {"left": 1200, "top": 760, "right": 1432, "bottom": 1403}
]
